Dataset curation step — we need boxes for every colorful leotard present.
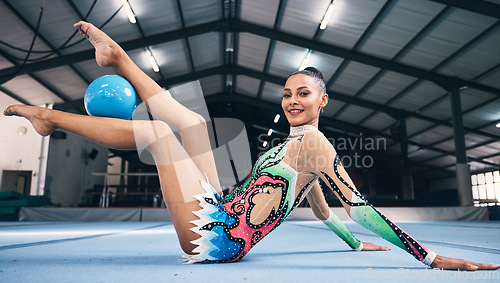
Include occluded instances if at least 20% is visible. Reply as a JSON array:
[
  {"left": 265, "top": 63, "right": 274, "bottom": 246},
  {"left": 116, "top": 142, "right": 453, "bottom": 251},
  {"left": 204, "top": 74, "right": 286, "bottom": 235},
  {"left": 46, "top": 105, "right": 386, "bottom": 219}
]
[{"left": 182, "top": 125, "right": 436, "bottom": 266}]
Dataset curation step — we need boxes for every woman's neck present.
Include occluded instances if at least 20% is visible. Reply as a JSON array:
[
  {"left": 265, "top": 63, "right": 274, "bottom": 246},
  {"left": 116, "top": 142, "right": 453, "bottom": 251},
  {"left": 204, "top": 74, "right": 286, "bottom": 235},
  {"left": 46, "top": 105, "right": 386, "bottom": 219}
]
[{"left": 289, "top": 124, "right": 318, "bottom": 136}]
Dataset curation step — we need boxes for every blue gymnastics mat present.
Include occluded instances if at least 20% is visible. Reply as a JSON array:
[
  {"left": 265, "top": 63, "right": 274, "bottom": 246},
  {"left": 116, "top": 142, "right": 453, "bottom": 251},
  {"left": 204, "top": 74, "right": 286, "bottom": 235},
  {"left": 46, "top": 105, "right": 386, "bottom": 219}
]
[{"left": 1, "top": 220, "right": 499, "bottom": 282}]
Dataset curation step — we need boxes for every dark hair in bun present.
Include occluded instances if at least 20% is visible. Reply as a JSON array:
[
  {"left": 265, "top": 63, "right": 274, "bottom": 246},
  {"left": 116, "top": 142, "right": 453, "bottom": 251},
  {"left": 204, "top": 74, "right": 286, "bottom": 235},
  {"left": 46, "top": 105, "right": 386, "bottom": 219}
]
[{"left": 288, "top": 66, "right": 326, "bottom": 93}]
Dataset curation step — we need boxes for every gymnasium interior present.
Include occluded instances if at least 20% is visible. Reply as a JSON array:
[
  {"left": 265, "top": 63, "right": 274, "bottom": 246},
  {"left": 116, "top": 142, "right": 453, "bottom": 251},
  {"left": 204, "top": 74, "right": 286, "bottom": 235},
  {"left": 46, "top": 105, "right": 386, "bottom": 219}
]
[{"left": 0, "top": 0, "right": 499, "bottom": 281}]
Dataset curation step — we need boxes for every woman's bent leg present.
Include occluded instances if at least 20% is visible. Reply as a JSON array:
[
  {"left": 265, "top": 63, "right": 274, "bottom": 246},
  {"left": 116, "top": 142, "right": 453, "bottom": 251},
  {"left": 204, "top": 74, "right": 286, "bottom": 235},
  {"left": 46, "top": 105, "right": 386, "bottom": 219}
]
[{"left": 4, "top": 105, "right": 208, "bottom": 254}]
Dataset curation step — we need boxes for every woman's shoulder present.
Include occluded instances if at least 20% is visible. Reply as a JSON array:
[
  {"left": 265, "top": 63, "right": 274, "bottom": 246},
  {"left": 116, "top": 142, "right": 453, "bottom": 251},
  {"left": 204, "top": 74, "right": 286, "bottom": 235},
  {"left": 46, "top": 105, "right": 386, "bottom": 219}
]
[
  {"left": 295, "top": 129, "right": 336, "bottom": 172},
  {"left": 300, "top": 129, "right": 334, "bottom": 151},
  {"left": 301, "top": 128, "right": 329, "bottom": 142}
]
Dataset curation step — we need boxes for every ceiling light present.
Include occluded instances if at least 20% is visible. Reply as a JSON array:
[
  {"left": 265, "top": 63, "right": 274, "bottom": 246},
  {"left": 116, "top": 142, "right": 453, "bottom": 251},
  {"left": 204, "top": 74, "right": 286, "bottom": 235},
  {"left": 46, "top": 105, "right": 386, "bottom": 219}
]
[
  {"left": 267, "top": 129, "right": 273, "bottom": 136},
  {"left": 121, "top": 0, "right": 136, "bottom": 24},
  {"left": 148, "top": 52, "right": 160, "bottom": 72},
  {"left": 274, "top": 114, "right": 280, "bottom": 123},
  {"left": 263, "top": 141, "right": 268, "bottom": 147},
  {"left": 320, "top": 2, "right": 336, "bottom": 30},
  {"left": 496, "top": 122, "right": 500, "bottom": 128},
  {"left": 298, "top": 50, "right": 311, "bottom": 70}
]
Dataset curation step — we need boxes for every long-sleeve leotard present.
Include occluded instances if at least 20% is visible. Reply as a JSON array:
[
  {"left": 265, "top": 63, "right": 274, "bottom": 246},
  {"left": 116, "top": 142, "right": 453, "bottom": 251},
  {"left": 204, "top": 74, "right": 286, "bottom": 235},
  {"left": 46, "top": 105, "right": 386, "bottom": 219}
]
[{"left": 184, "top": 128, "right": 436, "bottom": 265}]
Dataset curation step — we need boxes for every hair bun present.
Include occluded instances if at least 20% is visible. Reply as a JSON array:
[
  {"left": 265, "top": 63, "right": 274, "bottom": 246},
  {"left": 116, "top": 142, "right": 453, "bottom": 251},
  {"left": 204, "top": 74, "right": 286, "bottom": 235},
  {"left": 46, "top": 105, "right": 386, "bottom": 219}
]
[{"left": 304, "top": 66, "right": 324, "bottom": 81}]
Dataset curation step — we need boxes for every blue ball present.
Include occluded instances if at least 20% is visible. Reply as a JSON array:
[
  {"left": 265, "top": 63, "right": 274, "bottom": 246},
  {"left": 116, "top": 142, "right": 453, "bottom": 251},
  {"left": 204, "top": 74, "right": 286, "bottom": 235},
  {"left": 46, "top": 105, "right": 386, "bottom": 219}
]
[{"left": 84, "top": 75, "right": 138, "bottom": 120}]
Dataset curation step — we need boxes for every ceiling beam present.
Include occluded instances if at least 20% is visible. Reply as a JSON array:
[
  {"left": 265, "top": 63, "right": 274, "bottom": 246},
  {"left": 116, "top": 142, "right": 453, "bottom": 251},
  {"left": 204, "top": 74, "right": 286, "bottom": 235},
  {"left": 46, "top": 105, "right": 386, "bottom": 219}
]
[
  {"left": 2, "top": 19, "right": 499, "bottom": 96},
  {"left": 429, "top": 0, "right": 500, "bottom": 19},
  {"left": 2, "top": 0, "right": 90, "bottom": 86},
  {"left": 176, "top": 0, "right": 196, "bottom": 73},
  {"left": 0, "top": 49, "right": 72, "bottom": 102},
  {"left": 228, "top": 20, "right": 500, "bottom": 94},
  {"left": 333, "top": 5, "right": 451, "bottom": 119},
  {"left": 256, "top": 0, "right": 287, "bottom": 100},
  {"left": 0, "top": 20, "right": 224, "bottom": 78},
  {"left": 0, "top": 85, "right": 30, "bottom": 105},
  {"left": 327, "top": 0, "right": 395, "bottom": 88},
  {"left": 356, "top": 20, "right": 500, "bottom": 128}
]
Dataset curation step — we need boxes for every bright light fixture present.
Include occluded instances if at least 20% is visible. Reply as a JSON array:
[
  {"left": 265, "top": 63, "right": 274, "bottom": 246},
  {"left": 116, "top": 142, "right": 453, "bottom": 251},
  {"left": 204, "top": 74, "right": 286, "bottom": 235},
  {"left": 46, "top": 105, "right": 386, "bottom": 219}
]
[
  {"left": 496, "top": 122, "right": 500, "bottom": 128},
  {"left": 320, "top": 2, "right": 336, "bottom": 30},
  {"left": 267, "top": 129, "right": 273, "bottom": 136},
  {"left": 148, "top": 52, "right": 160, "bottom": 72},
  {"left": 263, "top": 141, "right": 268, "bottom": 147},
  {"left": 274, "top": 114, "right": 280, "bottom": 123},
  {"left": 121, "top": 0, "right": 136, "bottom": 24}
]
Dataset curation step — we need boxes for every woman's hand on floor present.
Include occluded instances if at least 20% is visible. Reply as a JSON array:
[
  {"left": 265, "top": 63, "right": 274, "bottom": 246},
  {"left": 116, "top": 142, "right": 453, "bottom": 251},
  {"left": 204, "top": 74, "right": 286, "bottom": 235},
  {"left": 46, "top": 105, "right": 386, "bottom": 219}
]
[{"left": 361, "top": 242, "right": 391, "bottom": 251}]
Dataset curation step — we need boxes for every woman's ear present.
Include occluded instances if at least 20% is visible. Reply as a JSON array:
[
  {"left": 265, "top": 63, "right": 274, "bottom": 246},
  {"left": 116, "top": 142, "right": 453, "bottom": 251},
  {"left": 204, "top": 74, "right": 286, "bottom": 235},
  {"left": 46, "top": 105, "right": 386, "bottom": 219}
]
[{"left": 320, "top": 92, "right": 329, "bottom": 108}]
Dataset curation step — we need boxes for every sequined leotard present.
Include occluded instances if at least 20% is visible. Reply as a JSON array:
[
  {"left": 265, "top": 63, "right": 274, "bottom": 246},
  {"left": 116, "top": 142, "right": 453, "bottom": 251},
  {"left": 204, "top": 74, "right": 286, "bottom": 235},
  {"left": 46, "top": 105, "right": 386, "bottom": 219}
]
[{"left": 182, "top": 125, "right": 436, "bottom": 266}]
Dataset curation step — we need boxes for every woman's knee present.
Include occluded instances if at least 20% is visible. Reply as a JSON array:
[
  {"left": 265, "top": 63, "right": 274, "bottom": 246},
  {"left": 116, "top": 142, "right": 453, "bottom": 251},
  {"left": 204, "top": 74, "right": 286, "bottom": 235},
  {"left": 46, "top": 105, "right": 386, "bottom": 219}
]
[
  {"left": 133, "top": 120, "right": 173, "bottom": 148},
  {"left": 180, "top": 112, "right": 207, "bottom": 131}
]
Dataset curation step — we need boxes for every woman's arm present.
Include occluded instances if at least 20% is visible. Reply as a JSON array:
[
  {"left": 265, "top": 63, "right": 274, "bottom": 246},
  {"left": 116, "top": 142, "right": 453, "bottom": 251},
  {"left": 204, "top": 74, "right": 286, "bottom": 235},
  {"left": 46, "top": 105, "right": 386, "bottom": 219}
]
[
  {"left": 306, "top": 181, "right": 362, "bottom": 250},
  {"left": 297, "top": 130, "right": 499, "bottom": 270}
]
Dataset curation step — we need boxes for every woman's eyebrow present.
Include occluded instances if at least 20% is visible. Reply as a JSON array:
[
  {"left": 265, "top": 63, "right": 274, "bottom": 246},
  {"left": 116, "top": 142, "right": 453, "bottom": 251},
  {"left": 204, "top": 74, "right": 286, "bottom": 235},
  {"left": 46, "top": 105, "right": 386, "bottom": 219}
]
[{"left": 284, "top": 86, "right": 308, "bottom": 91}]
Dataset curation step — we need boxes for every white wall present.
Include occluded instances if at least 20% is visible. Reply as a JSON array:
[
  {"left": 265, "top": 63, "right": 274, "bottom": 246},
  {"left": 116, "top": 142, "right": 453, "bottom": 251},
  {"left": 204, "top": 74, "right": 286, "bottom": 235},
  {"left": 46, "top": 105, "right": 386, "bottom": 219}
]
[
  {"left": 0, "top": 95, "right": 49, "bottom": 195},
  {"left": 45, "top": 131, "right": 108, "bottom": 207}
]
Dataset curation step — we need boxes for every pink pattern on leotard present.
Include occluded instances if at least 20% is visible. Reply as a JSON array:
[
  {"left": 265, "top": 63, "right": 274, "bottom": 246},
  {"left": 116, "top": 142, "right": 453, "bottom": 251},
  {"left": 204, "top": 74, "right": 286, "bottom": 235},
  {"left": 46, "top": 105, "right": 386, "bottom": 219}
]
[{"left": 221, "top": 173, "right": 289, "bottom": 261}]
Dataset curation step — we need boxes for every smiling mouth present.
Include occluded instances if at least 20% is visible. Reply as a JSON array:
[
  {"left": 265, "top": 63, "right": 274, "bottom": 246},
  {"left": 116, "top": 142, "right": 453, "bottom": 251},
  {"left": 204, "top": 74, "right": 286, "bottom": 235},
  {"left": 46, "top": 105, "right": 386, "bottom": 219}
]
[{"left": 288, "top": 109, "right": 304, "bottom": 115}]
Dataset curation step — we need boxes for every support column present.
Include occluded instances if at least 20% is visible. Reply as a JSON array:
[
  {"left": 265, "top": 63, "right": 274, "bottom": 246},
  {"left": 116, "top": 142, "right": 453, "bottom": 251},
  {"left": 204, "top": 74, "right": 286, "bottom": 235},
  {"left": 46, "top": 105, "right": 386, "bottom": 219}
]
[
  {"left": 450, "top": 88, "right": 473, "bottom": 206},
  {"left": 399, "top": 115, "right": 414, "bottom": 200}
]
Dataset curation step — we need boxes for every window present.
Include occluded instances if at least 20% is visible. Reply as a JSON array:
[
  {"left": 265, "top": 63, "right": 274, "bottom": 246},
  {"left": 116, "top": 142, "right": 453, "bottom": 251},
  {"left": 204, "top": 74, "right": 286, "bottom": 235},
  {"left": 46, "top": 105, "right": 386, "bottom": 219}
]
[{"left": 471, "top": 170, "right": 500, "bottom": 207}]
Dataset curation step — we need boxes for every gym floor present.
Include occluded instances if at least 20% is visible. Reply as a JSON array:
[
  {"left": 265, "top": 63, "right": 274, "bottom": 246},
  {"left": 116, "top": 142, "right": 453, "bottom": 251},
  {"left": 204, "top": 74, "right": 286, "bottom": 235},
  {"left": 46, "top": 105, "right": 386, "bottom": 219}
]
[{"left": 1, "top": 220, "right": 499, "bottom": 282}]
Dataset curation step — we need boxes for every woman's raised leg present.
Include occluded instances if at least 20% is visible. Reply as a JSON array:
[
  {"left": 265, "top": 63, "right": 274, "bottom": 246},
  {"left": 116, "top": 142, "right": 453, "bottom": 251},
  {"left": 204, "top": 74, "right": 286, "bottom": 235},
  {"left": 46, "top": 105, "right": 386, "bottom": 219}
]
[{"left": 73, "top": 21, "right": 221, "bottom": 194}]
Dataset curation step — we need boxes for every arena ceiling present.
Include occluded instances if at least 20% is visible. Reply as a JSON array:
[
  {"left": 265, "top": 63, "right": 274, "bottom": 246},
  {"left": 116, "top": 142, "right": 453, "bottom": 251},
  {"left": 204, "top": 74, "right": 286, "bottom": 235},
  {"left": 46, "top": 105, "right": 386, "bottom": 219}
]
[{"left": 0, "top": 0, "right": 499, "bottom": 181}]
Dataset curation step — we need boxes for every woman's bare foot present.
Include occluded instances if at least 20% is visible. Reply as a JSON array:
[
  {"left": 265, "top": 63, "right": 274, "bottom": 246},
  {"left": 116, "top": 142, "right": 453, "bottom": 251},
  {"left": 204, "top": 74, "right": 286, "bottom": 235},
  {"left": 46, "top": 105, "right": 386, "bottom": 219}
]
[
  {"left": 431, "top": 255, "right": 500, "bottom": 271},
  {"left": 3, "top": 105, "right": 56, "bottom": 136},
  {"left": 74, "top": 21, "right": 124, "bottom": 67},
  {"left": 361, "top": 242, "right": 391, "bottom": 251}
]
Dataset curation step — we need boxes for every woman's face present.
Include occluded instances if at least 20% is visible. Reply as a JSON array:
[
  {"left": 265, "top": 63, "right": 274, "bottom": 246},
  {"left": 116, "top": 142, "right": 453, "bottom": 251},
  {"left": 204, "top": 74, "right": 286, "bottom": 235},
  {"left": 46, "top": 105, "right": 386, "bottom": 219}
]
[{"left": 281, "top": 74, "right": 328, "bottom": 127}]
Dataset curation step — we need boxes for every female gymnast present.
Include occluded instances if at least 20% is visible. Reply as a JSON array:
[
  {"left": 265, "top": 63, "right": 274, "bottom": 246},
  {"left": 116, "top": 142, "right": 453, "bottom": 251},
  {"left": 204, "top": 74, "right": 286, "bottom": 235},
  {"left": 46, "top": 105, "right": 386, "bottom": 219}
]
[{"left": 4, "top": 21, "right": 499, "bottom": 271}]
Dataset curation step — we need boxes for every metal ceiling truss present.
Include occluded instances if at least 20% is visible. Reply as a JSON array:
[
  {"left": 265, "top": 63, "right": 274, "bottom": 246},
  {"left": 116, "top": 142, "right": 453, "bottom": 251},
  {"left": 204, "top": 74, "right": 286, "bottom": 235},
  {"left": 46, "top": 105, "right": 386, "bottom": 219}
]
[
  {"left": 334, "top": 0, "right": 436, "bottom": 119},
  {"left": 0, "top": 85, "right": 29, "bottom": 105},
  {"left": 383, "top": 64, "right": 500, "bottom": 166},
  {"left": 177, "top": 0, "right": 196, "bottom": 74},
  {"left": 353, "top": 6, "right": 454, "bottom": 124},
  {"left": 2, "top": 19, "right": 499, "bottom": 93},
  {"left": 429, "top": 0, "right": 500, "bottom": 19},
  {"left": 256, "top": 0, "right": 286, "bottom": 100},
  {"left": 326, "top": 0, "right": 395, "bottom": 91},
  {"left": 368, "top": 19, "right": 500, "bottom": 137},
  {"left": 1, "top": 0, "right": 90, "bottom": 88},
  {"left": 0, "top": 48, "right": 71, "bottom": 103}
]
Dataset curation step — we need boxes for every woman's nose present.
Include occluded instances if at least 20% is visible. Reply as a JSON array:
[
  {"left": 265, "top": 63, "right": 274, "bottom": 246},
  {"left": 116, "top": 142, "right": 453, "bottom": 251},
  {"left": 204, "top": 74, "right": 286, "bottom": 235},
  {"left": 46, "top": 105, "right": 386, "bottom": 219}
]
[{"left": 289, "top": 95, "right": 298, "bottom": 105}]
